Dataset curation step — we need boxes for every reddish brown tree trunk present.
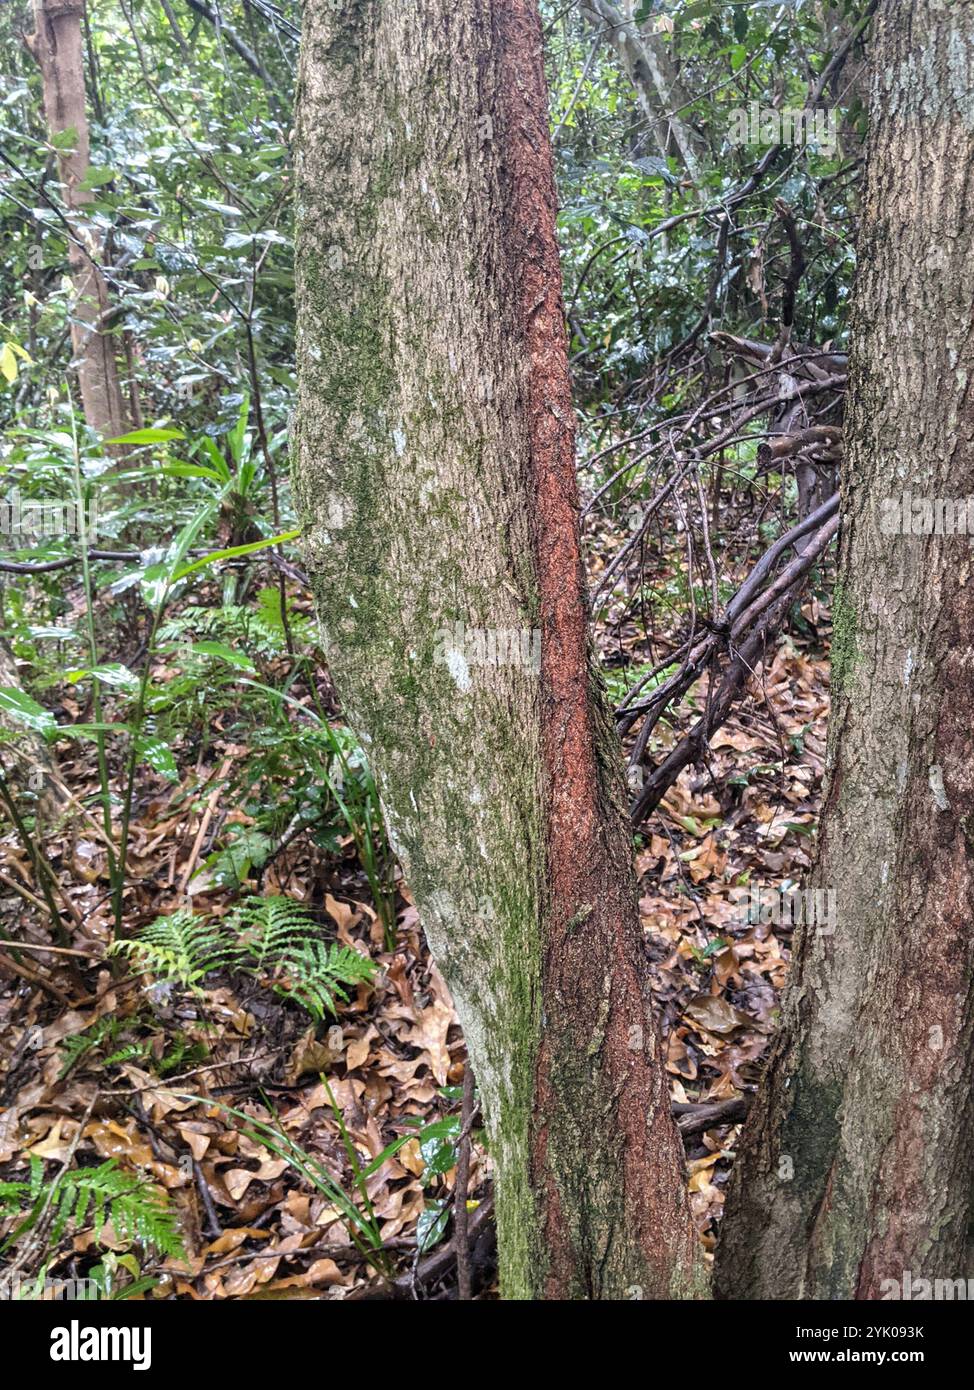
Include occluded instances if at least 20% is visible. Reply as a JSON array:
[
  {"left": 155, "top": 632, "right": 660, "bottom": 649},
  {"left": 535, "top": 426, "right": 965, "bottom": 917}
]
[{"left": 292, "top": 0, "right": 705, "bottom": 1298}]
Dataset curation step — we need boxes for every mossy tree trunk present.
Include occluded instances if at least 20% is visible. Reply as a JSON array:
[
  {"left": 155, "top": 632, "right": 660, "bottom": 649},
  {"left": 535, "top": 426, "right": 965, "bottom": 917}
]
[
  {"left": 716, "top": 0, "right": 974, "bottom": 1300},
  {"left": 292, "top": 0, "right": 704, "bottom": 1299}
]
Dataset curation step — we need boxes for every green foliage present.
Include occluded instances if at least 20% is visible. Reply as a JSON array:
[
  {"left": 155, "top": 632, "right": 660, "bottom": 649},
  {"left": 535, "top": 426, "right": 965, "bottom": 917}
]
[
  {"left": 109, "top": 895, "right": 377, "bottom": 1021},
  {"left": 109, "top": 908, "right": 231, "bottom": 991},
  {"left": 0, "top": 394, "right": 393, "bottom": 944},
  {"left": 157, "top": 591, "right": 311, "bottom": 670},
  {"left": 156, "top": 1033, "right": 209, "bottom": 1077},
  {"left": 549, "top": 0, "right": 858, "bottom": 409},
  {"left": 0, "top": 1157, "right": 184, "bottom": 1260},
  {"left": 0, "top": 0, "right": 296, "bottom": 439},
  {"left": 416, "top": 1200, "right": 450, "bottom": 1253},
  {"left": 194, "top": 1086, "right": 456, "bottom": 1274},
  {"left": 58, "top": 1017, "right": 150, "bottom": 1079},
  {"left": 58, "top": 1016, "right": 198, "bottom": 1080},
  {"left": 229, "top": 894, "right": 378, "bottom": 1021}
]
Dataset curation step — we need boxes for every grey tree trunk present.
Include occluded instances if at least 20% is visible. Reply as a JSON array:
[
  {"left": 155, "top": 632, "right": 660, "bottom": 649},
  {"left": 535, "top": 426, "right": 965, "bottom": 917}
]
[
  {"left": 32, "top": 0, "right": 135, "bottom": 440},
  {"left": 292, "top": 0, "right": 705, "bottom": 1299},
  {"left": 716, "top": 0, "right": 974, "bottom": 1300},
  {"left": 580, "top": 0, "right": 704, "bottom": 180}
]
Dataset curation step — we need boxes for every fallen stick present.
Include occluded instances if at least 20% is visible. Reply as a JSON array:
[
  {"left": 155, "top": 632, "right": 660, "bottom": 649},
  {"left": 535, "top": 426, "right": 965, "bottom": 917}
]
[{"left": 673, "top": 1096, "right": 750, "bottom": 1139}]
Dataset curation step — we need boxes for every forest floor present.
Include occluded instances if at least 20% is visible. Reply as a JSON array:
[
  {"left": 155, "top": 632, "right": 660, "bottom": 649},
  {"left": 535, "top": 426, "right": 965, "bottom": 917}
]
[{"left": 0, "top": 540, "right": 831, "bottom": 1300}]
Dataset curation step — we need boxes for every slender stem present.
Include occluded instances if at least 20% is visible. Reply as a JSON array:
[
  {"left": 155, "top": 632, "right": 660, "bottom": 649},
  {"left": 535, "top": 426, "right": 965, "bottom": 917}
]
[
  {"left": 112, "top": 604, "right": 163, "bottom": 932},
  {"left": 0, "top": 766, "right": 68, "bottom": 944},
  {"left": 67, "top": 399, "right": 118, "bottom": 885},
  {"left": 454, "top": 1063, "right": 476, "bottom": 1300}
]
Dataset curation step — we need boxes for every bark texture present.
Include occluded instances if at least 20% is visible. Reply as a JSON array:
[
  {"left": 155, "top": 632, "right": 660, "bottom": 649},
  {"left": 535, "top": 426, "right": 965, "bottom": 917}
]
[
  {"left": 716, "top": 0, "right": 974, "bottom": 1300},
  {"left": 580, "top": 0, "right": 704, "bottom": 180},
  {"left": 292, "top": 0, "right": 704, "bottom": 1298},
  {"left": 32, "top": 0, "right": 134, "bottom": 438}
]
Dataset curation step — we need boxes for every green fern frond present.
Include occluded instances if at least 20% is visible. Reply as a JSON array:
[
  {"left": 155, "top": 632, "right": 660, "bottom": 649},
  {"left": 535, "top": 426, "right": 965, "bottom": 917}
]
[
  {"left": 109, "top": 909, "right": 231, "bottom": 990},
  {"left": 58, "top": 1017, "right": 125, "bottom": 1079},
  {"left": 229, "top": 895, "right": 378, "bottom": 1020},
  {"left": 103, "top": 897, "right": 377, "bottom": 1022},
  {"left": 228, "top": 894, "right": 319, "bottom": 969},
  {"left": 272, "top": 940, "right": 378, "bottom": 1021},
  {"left": 0, "top": 1161, "right": 184, "bottom": 1259}
]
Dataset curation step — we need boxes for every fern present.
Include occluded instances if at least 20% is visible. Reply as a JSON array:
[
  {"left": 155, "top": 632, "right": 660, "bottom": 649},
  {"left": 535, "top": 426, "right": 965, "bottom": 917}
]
[
  {"left": 229, "top": 894, "right": 319, "bottom": 969},
  {"left": 157, "top": 594, "right": 311, "bottom": 662},
  {"left": 0, "top": 1158, "right": 184, "bottom": 1259},
  {"left": 108, "top": 909, "right": 230, "bottom": 991},
  {"left": 268, "top": 939, "right": 378, "bottom": 1022},
  {"left": 59, "top": 1018, "right": 122, "bottom": 1079},
  {"left": 229, "top": 895, "right": 378, "bottom": 1021},
  {"left": 106, "top": 897, "right": 376, "bottom": 1022}
]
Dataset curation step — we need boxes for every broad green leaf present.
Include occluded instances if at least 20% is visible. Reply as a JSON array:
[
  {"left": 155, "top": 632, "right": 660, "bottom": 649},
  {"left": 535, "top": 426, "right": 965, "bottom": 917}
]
[
  {"left": 191, "top": 641, "right": 256, "bottom": 670},
  {"left": 160, "top": 461, "right": 224, "bottom": 481},
  {"left": 50, "top": 127, "right": 79, "bottom": 151},
  {"left": 416, "top": 1202, "right": 449, "bottom": 1253},
  {"left": 79, "top": 166, "right": 116, "bottom": 191},
  {"left": 105, "top": 428, "right": 185, "bottom": 446},
  {"left": 67, "top": 663, "right": 140, "bottom": 693},
  {"left": 420, "top": 1132, "right": 460, "bottom": 1178},
  {"left": 138, "top": 737, "right": 178, "bottom": 781},
  {"left": 139, "top": 562, "right": 170, "bottom": 609},
  {"left": 0, "top": 687, "right": 57, "bottom": 738}
]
